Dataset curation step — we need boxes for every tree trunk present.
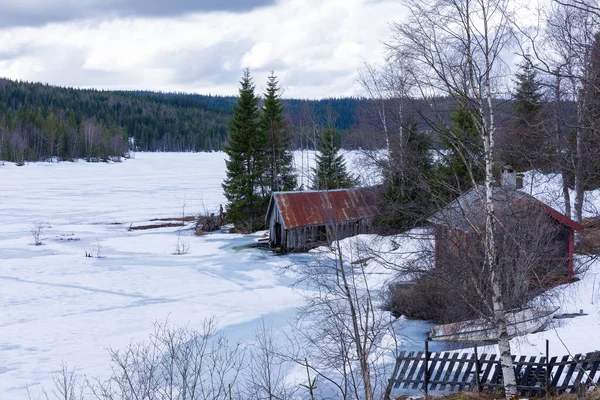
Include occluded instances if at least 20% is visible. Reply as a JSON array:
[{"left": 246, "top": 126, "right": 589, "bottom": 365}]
[
  {"left": 481, "top": 4, "right": 517, "bottom": 394},
  {"left": 484, "top": 132, "right": 517, "bottom": 399},
  {"left": 555, "top": 74, "right": 572, "bottom": 219},
  {"left": 574, "top": 82, "right": 586, "bottom": 224},
  {"left": 334, "top": 236, "right": 374, "bottom": 400}
]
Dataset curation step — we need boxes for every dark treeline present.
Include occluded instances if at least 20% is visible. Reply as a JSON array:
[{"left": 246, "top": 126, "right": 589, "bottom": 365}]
[
  {"left": 0, "top": 76, "right": 567, "bottom": 164},
  {"left": 0, "top": 78, "right": 235, "bottom": 162},
  {"left": 0, "top": 78, "right": 373, "bottom": 163}
]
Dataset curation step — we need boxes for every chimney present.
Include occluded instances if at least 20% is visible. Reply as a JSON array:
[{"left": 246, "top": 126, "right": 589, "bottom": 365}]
[
  {"left": 516, "top": 173, "right": 524, "bottom": 190},
  {"left": 501, "top": 165, "right": 516, "bottom": 188}
]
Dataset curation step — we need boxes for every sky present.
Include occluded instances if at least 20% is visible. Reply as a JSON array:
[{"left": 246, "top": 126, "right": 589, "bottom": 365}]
[{"left": 0, "top": 0, "right": 406, "bottom": 99}]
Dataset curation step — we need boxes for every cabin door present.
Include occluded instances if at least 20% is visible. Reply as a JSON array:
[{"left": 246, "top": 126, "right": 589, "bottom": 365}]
[
  {"left": 317, "top": 225, "right": 327, "bottom": 243},
  {"left": 274, "top": 222, "right": 282, "bottom": 246}
]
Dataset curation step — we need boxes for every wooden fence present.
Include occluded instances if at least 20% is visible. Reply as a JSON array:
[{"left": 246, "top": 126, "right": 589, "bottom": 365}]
[{"left": 391, "top": 341, "right": 600, "bottom": 397}]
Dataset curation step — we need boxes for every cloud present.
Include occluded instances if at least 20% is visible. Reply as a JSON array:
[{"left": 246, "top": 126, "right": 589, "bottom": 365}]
[
  {"left": 0, "top": 0, "right": 276, "bottom": 28},
  {"left": 241, "top": 43, "right": 273, "bottom": 69},
  {"left": 0, "top": 0, "right": 407, "bottom": 98}
]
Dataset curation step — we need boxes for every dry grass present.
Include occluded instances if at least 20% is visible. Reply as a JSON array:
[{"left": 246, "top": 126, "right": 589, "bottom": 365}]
[
  {"left": 397, "top": 387, "right": 600, "bottom": 400},
  {"left": 577, "top": 217, "right": 600, "bottom": 254}
]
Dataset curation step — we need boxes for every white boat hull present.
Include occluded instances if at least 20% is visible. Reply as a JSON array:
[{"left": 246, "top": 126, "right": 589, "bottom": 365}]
[{"left": 429, "top": 307, "right": 559, "bottom": 342}]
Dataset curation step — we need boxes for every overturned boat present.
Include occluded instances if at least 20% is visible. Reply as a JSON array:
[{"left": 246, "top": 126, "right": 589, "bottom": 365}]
[{"left": 429, "top": 306, "right": 559, "bottom": 342}]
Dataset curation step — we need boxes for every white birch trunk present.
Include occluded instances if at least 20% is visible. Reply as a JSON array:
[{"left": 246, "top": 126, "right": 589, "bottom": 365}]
[{"left": 480, "top": 1, "right": 517, "bottom": 396}]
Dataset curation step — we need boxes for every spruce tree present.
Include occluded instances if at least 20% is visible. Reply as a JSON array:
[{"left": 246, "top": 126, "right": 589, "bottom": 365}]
[
  {"left": 375, "top": 119, "right": 433, "bottom": 233},
  {"left": 513, "top": 58, "right": 543, "bottom": 119},
  {"left": 433, "top": 104, "right": 485, "bottom": 204},
  {"left": 222, "top": 69, "right": 265, "bottom": 231},
  {"left": 260, "top": 71, "right": 296, "bottom": 193},
  {"left": 311, "top": 127, "right": 355, "bottom": 190},
  {"left": 506, "top": 56, "right": 547, "bottom": 170}
]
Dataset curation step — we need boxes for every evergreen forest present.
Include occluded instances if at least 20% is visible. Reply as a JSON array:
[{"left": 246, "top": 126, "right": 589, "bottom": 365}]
[{"left": 0, "top": 77, "right": 370, "bottom": 163}]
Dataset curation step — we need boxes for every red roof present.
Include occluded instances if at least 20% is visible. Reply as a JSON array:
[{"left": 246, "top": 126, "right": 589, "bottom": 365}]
[
  {"left": 541, "top": 204, "right": 584, "bottom": 232},
  {"left": 269, "top": 187, "right": 378, "bottom": 229}
]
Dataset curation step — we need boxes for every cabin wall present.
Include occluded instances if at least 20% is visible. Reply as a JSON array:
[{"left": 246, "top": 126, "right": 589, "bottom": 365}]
[
  {"left": 548, "top": 223, "right": 572, "bottom": 277},
  {"left": 284, "top": 218, "right": 374, "bottom": 251},
  {"left": 433, "top": 222, "right": 574, "bottom": 279}
]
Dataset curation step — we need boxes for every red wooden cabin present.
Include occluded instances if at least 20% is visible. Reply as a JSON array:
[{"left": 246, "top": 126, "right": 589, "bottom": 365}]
[{"left": 429, "top": 184, "right": 583, "bottom": 281}]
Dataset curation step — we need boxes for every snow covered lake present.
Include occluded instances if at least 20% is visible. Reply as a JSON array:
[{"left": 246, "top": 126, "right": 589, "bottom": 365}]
[
  {"left": 0, "top": 153, "right": 312, "bottom": 398},
  {"left": 2, "top": 152, "right": 599, "bottom": 399}
]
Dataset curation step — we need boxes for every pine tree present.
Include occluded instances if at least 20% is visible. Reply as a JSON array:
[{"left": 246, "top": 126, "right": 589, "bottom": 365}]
[
  {"left": 260, "top": 71, "right": 296, "bottom": 193},
  {"left": 222, "top": 69, "right": 265, "bottom": 231},
  {"left": 311, "top": 127, "right": 355, "bottom": 190},
  {"left": 513, "top": 58, "right": 543, "bottom": 119},
  {"left": 505, "top": 56, "right": 548, "bottom": 171}
]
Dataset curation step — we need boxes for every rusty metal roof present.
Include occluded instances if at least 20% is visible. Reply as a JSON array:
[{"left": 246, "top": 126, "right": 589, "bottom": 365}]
[{"left": 269, "top": 187, "right": 378, "bottom": 229}]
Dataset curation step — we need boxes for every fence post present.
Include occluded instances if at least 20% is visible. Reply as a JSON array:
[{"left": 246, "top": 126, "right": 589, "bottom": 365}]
[
  {"left": 424, "top": 340, "right": 430, "bottom": 396},
  {"left": 545, "top": 339, "right": 550, "bottom": 399},
  {"left": 474, "top": 345, "right": 482, "bottom": 392}
]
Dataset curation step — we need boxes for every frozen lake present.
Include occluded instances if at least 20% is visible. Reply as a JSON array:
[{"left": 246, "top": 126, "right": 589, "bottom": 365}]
[
  {"left": 3, "top": 152, "right": 595, "bottom": 399},
  {"left": 0, "top": 153, "right": 311, "bottom": 398}
]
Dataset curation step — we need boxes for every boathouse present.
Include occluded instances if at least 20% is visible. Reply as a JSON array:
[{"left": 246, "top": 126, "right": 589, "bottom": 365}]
[{"left": 265, "top": 187, "right": 378, "bottom": 252}]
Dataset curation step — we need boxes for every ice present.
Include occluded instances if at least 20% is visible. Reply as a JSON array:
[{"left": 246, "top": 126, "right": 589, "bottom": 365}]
[
  {"left": 1, "top": 152, "right": 599, "bottom": 399},
  {"left": 0, "top": 153, "right": 304, "bottom": 397}
]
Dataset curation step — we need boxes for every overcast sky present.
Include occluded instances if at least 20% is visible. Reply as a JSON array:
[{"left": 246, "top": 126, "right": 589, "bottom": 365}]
[{"left": 0, "top": 0, "right": 406, "bottom": 99}]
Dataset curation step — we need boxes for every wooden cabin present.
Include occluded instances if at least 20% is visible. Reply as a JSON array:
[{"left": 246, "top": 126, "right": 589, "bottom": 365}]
[
  {"left": 265, "top": 187, "right": 378, "bottom": 252},
  {"left": 428, "top": 182, "right": 583, "bottom": 281}
]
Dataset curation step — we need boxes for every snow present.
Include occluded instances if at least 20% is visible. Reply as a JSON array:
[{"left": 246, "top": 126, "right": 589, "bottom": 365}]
[
  {"left": 0, "top": 153, "right": 305, "bottom": 398},
  {"left": 522, "top": 171, "right": 600, "bottom": 219},
  {"left": 1, "top": 152, "right": 599, "bottom": 398},
  {"left": 507, "top": 258, "right": 600, "bottom": 357}
]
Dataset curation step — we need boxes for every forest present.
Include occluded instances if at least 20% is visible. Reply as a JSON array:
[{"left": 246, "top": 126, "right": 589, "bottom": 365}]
[{"left": 0, "top": 77, "right": 371, "bottom": 163}]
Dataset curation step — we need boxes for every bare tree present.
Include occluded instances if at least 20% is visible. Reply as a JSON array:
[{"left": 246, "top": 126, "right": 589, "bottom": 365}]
[
  {"left": 358, "top": 60, "right": 412, "bottom": 155},
  {"left": 357, "top": 59, "right": 417, "bottom": 186},
  {"left": 31, "top": 222, "right": 45, "bottom": 246},
  {"left": 89, "top": 318, "right": 244, "bottom": 400},
  {"left": 293, "top": 103, "right": 322, "bottom": 190},
  {"left": 28, "top": 362, "right": 86, "bottom": 400},
  {"left": 244, "top": 320, "right": 297, "bottom": 400},
  {"left": 515, "top": 0, "right": 600, "bottom": 223},
  {"left": 174, "top": 198, "right": 190, "bottom": 255},
  {"left": 555, "top": 0, "right": 600, "bottom": 19},
  {"left": 285, "top": 198, "right": 401, "bottom": 400},
  {"left": 386, "top": 0, "right": 520, "bottom": 396}
]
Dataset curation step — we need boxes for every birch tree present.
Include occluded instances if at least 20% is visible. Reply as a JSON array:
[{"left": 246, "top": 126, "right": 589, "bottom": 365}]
[
  {"left": 387, "top": 0, "right": 519, "bottom": 396},
  {"left": 516, "top": 0, "right": 600, "bottom": 223},
  {"left": 547, "top": 0, "right": 599, "bottom": 224}
]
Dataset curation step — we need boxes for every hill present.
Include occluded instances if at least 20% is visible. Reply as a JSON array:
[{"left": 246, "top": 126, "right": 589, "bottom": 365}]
[{"left": 0, "top": 78, "right": 370, "bottom": 163}]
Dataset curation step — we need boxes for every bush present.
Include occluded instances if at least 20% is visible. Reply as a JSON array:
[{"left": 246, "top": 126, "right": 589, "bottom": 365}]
[{"left": 385, "top": 273, "right": 485, "bottom": 324}]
